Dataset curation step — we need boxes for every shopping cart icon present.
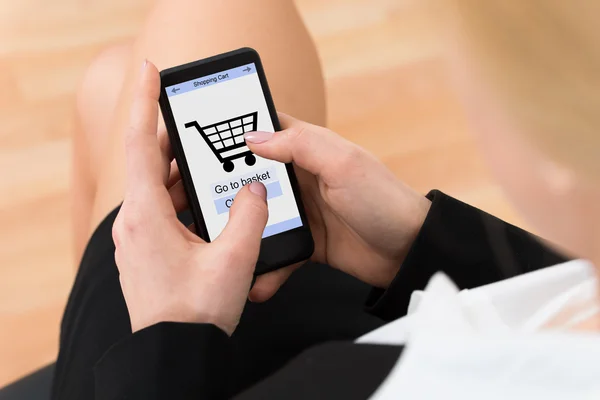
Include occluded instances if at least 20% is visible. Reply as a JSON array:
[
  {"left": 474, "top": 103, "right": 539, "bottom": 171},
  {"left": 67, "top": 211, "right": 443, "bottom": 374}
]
[{"left": 184, "top": 112, "right": 257, "bottom": 173}]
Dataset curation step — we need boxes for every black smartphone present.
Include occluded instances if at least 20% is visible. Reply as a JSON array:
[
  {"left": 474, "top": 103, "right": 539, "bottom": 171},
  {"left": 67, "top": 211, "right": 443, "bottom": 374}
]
[{"left": 159, "top": 48, "right": 314, "bottom": 275}]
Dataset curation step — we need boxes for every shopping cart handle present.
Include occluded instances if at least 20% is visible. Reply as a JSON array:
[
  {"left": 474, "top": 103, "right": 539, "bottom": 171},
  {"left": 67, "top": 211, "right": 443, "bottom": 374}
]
[{"left": 184, "top": 121, "right": 201, "bottom": 130}]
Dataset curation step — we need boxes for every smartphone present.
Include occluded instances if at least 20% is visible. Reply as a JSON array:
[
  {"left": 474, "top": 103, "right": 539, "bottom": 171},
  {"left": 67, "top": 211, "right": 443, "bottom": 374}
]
[{"left": 159, "top": 48, "right": 314, "bottom": 274}]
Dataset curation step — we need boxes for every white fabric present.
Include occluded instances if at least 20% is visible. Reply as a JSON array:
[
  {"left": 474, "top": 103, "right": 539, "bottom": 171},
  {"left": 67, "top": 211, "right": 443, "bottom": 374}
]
[{"left": 356, "top": 260, "right": 600, "bottom": 399}]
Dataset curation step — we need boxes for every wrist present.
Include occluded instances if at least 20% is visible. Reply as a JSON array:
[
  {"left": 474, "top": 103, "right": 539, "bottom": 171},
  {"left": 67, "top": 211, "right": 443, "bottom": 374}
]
[
  {"left": 382, "top": 193, "right": 431, "bottom": 288},
  {"left": 129, "top": 303, "right": 235, "bottom": 336}
]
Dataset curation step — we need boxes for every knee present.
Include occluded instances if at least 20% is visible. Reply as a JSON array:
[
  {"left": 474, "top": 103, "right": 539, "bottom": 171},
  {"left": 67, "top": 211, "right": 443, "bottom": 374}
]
[{"left": 76, "top": 43, "right": 130, "bottom": 127}]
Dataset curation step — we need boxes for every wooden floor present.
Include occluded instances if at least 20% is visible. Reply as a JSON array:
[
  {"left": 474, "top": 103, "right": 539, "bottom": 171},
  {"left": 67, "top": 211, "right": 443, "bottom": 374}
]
[{"left": 0, "top": 0, "right": 523, "bottom": 386}]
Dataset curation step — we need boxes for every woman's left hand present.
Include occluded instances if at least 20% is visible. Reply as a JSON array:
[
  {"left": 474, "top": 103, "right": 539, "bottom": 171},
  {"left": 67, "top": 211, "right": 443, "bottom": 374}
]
[{"left": 112, "top": 60, "right": 269, "bottom": 336}]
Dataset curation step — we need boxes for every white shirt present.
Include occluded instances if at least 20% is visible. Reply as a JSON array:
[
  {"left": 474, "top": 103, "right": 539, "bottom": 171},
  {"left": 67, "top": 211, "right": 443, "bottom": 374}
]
[{"left": 357, "top": 260, "right": 600, "bottom": 399}]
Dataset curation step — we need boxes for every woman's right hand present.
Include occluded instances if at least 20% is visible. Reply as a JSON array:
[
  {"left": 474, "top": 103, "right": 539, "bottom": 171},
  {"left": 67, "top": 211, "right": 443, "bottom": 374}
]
[{"left": 244, "top": 114, "right": 431, "bottom": 301}]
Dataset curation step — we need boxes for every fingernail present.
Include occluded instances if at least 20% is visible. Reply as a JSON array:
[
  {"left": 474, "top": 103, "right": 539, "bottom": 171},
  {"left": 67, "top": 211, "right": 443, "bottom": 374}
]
[
  {"left": 244, "top": 131, "right": 273, "bottom": 144},
  {"left": 248, "top": 182, "right": 267, "bottom": 200}
]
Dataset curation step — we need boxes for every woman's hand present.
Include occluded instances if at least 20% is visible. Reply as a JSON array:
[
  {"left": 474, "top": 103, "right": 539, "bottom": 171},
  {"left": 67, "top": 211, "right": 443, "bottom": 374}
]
[
  {"left": 244, "top": 114, "right": 431, "bottom": 301},
  {"left": 113, "top": 61, "right": 269, "bottom": 335}
]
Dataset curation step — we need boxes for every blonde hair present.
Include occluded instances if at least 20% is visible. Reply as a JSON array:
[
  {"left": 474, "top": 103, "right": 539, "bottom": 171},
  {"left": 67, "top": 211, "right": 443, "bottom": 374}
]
[{"left": 444, "top": 1, "right": 600, "bottom": 179}]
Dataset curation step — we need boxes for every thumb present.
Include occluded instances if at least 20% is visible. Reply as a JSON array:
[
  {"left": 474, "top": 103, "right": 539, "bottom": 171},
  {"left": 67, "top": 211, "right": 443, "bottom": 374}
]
[{"left": 217, "top": 182, "right": 269, "bottom": 256}]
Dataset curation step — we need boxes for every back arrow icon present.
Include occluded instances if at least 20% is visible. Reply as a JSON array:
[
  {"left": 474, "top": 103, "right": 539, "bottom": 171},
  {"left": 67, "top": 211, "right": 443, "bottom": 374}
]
[
  {"left": 243, "top": 67, "right": 251, "bottom": 72},
  {"left": 171, "top": 88, "right": 180, "bottom": 94}
]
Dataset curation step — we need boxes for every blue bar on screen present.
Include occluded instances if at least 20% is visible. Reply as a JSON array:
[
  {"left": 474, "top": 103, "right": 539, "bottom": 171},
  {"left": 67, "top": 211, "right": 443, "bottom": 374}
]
[
  {"left": 166, "top": 63, "right": 256, "bottom": 97},
  {"left": 262, "top": 217, "right": 303, "bottom": 238}
]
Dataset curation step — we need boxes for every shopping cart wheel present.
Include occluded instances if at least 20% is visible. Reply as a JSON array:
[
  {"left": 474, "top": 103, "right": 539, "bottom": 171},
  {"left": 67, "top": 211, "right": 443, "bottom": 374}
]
[
  {"left": 223, "top": 160, "right": 235, "bottom": 172},
  {"left": 245, "top": 154, "right": 256, "bottom": 166}
]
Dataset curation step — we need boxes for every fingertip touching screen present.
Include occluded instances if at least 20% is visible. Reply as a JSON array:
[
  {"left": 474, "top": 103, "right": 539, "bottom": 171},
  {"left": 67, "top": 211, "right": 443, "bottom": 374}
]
[{"left": 165, "top": 63, "right": 302, "bottom": 241}]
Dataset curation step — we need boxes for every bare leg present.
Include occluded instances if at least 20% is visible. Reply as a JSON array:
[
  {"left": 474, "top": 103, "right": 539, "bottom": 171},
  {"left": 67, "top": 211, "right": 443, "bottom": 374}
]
[
  {"left": 72, "top": 43, "right": 129, "bottom": 259},
  {"left": 74, "top": 0, "right": 326, "bottom": 252}
]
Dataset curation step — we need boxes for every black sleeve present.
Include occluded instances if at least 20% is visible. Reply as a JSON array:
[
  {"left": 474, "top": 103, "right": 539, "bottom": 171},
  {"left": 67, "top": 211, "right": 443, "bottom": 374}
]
[
  {"left": 93, "top": 322, "right": 229, "bottom": 400},
  {"left": 233, "top": 343, "right": 403, "bottom": 400},
  {"left": 366, "top": 190, "right": 569, "bottom": 321}
]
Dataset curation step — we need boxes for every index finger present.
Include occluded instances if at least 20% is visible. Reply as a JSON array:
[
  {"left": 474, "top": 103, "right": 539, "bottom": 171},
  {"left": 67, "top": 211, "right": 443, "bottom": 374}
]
[
  {"left": 125, "top": 60, "right": 166, "bottom": 196},
  {"left": 245, "top": 113, "right": 352, "bottom": 178}
]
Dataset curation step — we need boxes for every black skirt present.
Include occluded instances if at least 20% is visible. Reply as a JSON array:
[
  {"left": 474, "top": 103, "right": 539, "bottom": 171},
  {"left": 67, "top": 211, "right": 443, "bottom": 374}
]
[{"left": 51, "top": 207, "right": 386, "bottom": 399}]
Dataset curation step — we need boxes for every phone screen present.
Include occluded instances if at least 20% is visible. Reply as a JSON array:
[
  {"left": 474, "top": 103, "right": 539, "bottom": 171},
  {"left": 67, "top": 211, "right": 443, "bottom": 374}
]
[{"left": 164, "top": 63, "right": 302, "bottom": 241}]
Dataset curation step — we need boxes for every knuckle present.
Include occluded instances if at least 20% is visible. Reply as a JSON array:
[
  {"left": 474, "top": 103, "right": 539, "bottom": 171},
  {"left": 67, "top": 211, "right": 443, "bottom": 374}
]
[
  {"left": 213, "top": 246, "right": 248, "bottom": 272},
  {"left": 220, "top": 247, "right": 239, "bottom": 266},
  {"left": 113, "top": 247, "right": 122, "bottom": 269},
  {"left": 342, "top": 144, "right": 362, "bottom": 165},
  {"left": 287, "top": 125, "right": 313, "bottom": 161},
  {"left": 286, "top": 124, "right": 305, "bottom": 141},
  {"left": 286, "top": 124, "right": 311, "bottom": 148},
  {"left": 329, "top": 143, "right": 362, "bottom": 178},
  {"left": 112, "top": 216, "right": 123, "bottom": 247},
  {"left": 119, "top": 204, "right": 146, "bottom": 236}
]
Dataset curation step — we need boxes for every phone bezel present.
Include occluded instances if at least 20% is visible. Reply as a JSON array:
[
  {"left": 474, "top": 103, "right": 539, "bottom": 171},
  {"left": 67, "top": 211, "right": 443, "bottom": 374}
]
[{"left": 159, "top": 47, "right": 314, "bottom": 274}]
